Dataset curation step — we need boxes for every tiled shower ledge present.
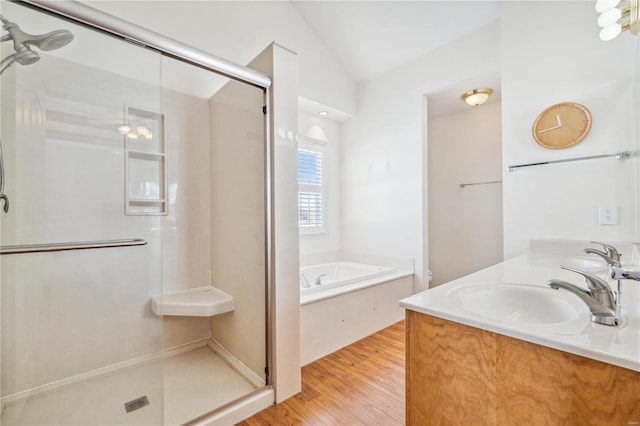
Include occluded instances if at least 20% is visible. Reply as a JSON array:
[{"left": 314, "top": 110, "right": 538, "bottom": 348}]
[{"left": 151, "top": 286, "right": 234, "bottom": 317}]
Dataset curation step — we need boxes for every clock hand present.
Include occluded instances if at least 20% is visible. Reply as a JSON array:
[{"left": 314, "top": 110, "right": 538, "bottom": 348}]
[
  {"left": 537, "top": 123, "right": 562, "bottom": 134},
  {"left": 556, "top": 114, "right": 562, "bottom": 127}
]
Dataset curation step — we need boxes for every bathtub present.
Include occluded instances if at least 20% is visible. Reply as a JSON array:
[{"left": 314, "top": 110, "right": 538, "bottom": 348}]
[
  {"left": 300, "top": 261, "right": 396, "bottom": 296},
  {"left": 299, "top": 259, "right": 414, "bottom": 365}
]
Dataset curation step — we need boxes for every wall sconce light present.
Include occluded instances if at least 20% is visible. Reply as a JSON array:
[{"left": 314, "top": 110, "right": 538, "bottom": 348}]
[
  {"left": 461, "top": 88, "right": 493, "bottom": 106},
  {"left": 597, "top": 0, "right": 639, "bottom": 41}
]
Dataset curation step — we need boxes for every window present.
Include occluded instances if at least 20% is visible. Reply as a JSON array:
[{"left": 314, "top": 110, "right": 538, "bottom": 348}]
[{"left": 298, "top": 137, "right": 327, "bottom": 233}]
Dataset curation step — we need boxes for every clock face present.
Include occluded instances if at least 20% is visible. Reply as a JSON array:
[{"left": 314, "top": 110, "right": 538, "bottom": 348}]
[{"left": 532, "top": 102, "right": 592, "bottom": 149}]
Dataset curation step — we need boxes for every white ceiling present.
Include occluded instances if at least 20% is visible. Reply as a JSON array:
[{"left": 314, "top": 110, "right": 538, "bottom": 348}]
[
  {"left": 82, "top": 0, "right": 504, "bottom": 119},
  {"left": 291, "top": 1, "right": 502, "bottom": 83},
  {"left": 291, "top": 1, "right": 502, "bottom": 119}
]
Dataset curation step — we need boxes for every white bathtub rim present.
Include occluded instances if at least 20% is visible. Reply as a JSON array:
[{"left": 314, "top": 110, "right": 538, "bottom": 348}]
[
  {"left": 300, "top": 270, "right": 414, "bottom": 306},
  {"left": 301, "top": 260, "right": 390, "bottom": 272},
  {"left": 301, "top": 262, "right": 396, "bottom": 296}
]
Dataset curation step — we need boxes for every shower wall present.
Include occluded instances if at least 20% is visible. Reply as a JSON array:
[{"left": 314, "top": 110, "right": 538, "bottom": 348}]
[
  {"left": 0, "top": 48, "right": 213, "bottom": 396},
  {"left": 209, "top": 79, "right": 266, "bottom": 379},
  {"left": 158, "top": 83, "right": 212, "bottom": 350},
  {"left": 1, "top": 50, "right": 163, "bottom": 395}
]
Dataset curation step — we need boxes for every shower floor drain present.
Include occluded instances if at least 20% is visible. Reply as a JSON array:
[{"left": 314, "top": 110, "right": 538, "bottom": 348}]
[{"left": 124, "top": 395, "right": 150, "bottom": 413}]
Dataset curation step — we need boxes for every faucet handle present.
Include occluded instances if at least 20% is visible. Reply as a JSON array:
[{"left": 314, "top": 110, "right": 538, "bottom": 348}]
[
  {"left": 560, "top": 265, "right": 611, "bottom": 294},
  {"left": 611, "top": 266, "right": 640, "bottom": 281},
  {"left": 590, "top": 241, "right": 621, "bottom": 262},
  {"left": 561, "top": 265, "right": 616, "bottom": 309}
]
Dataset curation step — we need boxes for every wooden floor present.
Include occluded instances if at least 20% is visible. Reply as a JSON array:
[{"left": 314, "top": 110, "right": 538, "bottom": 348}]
[{"left": 238, "top": 321, "right": 405, "bottom": 426}]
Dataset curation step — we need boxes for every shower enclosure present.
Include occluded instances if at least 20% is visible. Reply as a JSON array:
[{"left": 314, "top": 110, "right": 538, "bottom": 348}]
[{"left": 0, "top": 1, "right": 272, "bottom": 424}]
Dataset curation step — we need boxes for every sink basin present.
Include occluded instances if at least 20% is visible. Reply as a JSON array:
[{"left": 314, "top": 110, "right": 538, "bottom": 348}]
[
  {"left": 529, "top": 255, "right": 606, "bottom": 271},
  {"left": 450, "top": 283, "right": 583, "bottom": 324}
]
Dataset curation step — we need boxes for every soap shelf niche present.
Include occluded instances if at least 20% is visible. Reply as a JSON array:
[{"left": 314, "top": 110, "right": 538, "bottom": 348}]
[
  {"left": 151, "top": 286, "right": 234, "bottom": 317},
  {"left": 124, "top": 105, "right": 167, "bottom": 215}
]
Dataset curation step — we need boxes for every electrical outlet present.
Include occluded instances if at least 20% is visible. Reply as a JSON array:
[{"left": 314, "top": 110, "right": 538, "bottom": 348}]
[{"left": 598, "top": 205, "right": 618, "bottom": 225}]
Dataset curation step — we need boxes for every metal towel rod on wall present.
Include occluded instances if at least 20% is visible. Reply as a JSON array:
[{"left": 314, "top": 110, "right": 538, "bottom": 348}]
[
  {"left": 459, "top": 181, "right": 502, "bottom": 188},
  {"left": 507, "top": 151, "right": 631, "bottom": 172},
  {"left": 0, "top": 238, "right": 147, "bottom": 255}
]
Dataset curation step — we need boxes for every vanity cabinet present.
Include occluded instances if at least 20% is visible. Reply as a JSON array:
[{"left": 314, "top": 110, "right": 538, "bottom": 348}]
[{"left": 406, "top": 310, "right": 640, "bottom": 425}]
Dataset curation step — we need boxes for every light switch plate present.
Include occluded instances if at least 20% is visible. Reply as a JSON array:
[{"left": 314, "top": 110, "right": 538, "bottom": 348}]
[{"left": 598, "top": 205, "right": 618, "bottom": 225}]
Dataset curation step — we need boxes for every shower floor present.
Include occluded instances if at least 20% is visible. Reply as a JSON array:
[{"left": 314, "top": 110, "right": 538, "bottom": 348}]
[{"left": 1, "top": 345, "right": 257, "bottom": 426}]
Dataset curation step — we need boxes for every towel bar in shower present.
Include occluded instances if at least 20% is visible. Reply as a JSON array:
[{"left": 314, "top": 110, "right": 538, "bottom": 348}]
[{"left": 0, "top": 238, "right": 147, "bottom": 255}]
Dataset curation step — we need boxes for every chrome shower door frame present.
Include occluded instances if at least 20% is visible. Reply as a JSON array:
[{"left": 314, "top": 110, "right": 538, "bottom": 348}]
[{"left": 14, "top": 0, "right": 275, "bottom": 422}]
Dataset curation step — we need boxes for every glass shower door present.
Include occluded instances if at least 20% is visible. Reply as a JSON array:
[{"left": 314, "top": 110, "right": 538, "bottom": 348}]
[
  {"left": 158, "top": 52, "right": 269, "bottom": 424},
  {"left": 0, "top": 1, "right": 164, "bottom": 424}
]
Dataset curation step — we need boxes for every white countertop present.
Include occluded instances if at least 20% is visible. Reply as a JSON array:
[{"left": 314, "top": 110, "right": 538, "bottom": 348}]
[{"left": 399, "top": 240, "right": 640, "bottom": 372}]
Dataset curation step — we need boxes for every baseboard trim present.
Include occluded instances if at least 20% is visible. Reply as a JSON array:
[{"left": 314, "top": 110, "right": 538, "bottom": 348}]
[{"left": 207, "top": 338, "right": 266, "bottom": 389}]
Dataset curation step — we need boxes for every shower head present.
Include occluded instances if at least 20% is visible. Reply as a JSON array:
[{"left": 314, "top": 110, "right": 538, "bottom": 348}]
[
  {"left": 0, "top": 48, "right": 40, "bottom": 75},
  {"left": 14, "top": 48, "right": 40, "bottom": 65},
  {"left": 19, "top": 28, "right": 73, "bottom": 52},
  {"left": 1, "top": 18, "right": 74, "bottom": 52}
]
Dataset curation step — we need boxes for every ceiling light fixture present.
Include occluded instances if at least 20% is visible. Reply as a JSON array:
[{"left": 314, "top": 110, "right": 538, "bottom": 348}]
[
  {"left": 319, "top": 111, "right": 329, "bottom": 116},
  {"left": 461, "top": 88, "right": 493, "bottom": 106},
  {"left": 597, "top": 0, "right": 639, "bottom": 41}
]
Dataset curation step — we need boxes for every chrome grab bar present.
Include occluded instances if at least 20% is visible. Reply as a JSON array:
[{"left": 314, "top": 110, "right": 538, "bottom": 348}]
[{"left": 0, "top": 238, "right": 147, "bottom": 255}]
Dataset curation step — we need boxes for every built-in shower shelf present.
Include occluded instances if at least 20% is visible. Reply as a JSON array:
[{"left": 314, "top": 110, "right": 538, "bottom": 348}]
[{"left": 151, "top": 286, "right": 234, "bottom": 317}]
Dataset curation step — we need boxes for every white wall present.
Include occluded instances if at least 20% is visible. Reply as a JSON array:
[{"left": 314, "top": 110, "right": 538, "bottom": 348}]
[
  {"left": 298, "top": 111, "right": 342, "bottom": 258},
  {"left": 341, "top": 22, "right": 501, "bottom": 293},
  {"left": 83, "top": 1, "right": 357, "bottom": 116},
  {"left": 501, "top": 1, "right": 639, "bottom": 258},
  {"left": 249, "top": 44, "right": 301, "bottom": 403},
  {"left": 428, "top": 102, "right": 503, "bottom": 286}
]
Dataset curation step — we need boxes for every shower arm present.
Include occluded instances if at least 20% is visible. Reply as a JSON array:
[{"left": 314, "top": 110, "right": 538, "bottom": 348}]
[
  {"left": 0, "top": 19, "right": 12, "bottom": 213},
  {"left": 0, "top": 14, "right": 75, "bottom": 215},
  {"left": 0, "top": 14, "right": 8, "bottom": 212}
]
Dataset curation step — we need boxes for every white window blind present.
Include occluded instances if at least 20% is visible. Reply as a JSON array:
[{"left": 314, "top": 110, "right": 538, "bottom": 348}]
[{"left": 298, "top": 143, "right": 325, "bottom": 230}]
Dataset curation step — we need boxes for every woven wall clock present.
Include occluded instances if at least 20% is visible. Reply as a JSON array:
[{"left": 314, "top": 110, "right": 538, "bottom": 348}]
[{"left": 532, "top": 102, "right": 592, "bottom": 149}]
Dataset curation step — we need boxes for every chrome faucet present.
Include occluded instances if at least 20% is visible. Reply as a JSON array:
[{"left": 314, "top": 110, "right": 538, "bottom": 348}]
[
  {"left": 300, "top": 273, "right": 311, "bottom": 289},
  {"left": 314, "top": 274, "right": 326, "bottom": 286},
  {"left": 583, "top": 241, "right": 622, "bottom": 267},
  {"left": 547, "top": 265, "right": 618, "bottom": 326},
  {"left": 583, "top": 241, "right": 625, "bottom": 320}
]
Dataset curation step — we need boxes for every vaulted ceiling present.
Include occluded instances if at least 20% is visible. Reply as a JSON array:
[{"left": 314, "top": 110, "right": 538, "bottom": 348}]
[
  {"left": 291, "top": 1, "right": 502, "bottom": 118},
  {"left": 291, "top": 1, "right": 501, "bottom": 83}
]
